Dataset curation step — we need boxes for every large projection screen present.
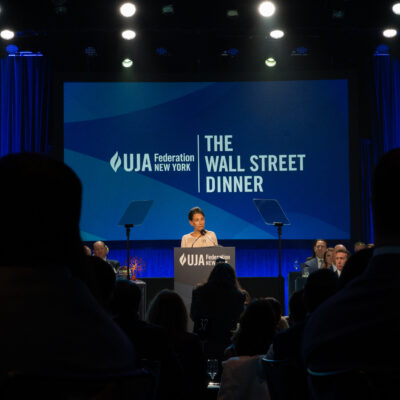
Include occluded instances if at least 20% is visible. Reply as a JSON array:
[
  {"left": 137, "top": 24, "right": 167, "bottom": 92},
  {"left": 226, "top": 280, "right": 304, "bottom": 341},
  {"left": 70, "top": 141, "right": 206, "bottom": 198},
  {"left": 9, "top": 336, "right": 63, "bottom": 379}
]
[{"left": 64, "top": 79, "right": 350, "bottom": 241}]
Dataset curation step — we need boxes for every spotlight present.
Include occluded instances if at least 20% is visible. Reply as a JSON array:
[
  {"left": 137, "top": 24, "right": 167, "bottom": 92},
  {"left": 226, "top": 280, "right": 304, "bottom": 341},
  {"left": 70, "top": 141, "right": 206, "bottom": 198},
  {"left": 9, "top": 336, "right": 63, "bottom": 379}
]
[
  {"left": 258, "top": 1, "right": 276, "bottom": 17},
  {"left": 270, "top": 30, "right": 284, "bottom": 39},
  {"left": 6, "top": 44, "right": 19, "bottom": 54},
  {"left": 221, "top": 48, "right": 239, "bottom": 56},
  {"left": 332, "top": 10, "right": 344, "bottom": 19},
  {"left": 374, "top": 44, "right": 390, "bottom": 56},
  {"left": 383, "top": 28, "right": 397, "bottom": 38},
  {"left": 52, "top": 0, "right": 68, "bottom": 15},
  {"left": 265, "top": 57, "right": 276, "bottom": 67},
  {"left": 162, "top": 4, "right": 174, "bottom": 15},
  {"left": 120, "top": 2, "right": 136, "bottom": 17},
  {"left": 122, "top": 58, "right": 133, "bottom": 68},
  {"left": 121, "top": 30, "right": 136, "bottom": 40},
  {"left": 156, "top": 47, "right": 168, "bottom": 56},
  {"left": 84, "top": 46, "right": 97, "bottom": 56},
  {"left": 393, "top": 3, "right": 400, "bottom": 15},
  {"left": 227, "top": 9, "right": 239, "bottom": 17},
  {"left": 291, "top": 46, "right": 308, "bottom": 56},
  {"left": 0, "top": 30, "right": 15, "bottom": 40}
]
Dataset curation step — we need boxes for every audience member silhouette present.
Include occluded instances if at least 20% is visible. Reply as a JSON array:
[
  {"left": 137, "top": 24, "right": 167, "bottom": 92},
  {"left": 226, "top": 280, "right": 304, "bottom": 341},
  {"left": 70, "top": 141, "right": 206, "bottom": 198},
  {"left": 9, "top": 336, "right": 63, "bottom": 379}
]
[
  {"left": 337, "top": 247, "right": 374, "bottom": 290},
  {"left": 111, "top": 281, "right": 182, "bottom": 400},
  {"left": 80, "top": 255, "right": 116, "bottom": 312},
  {"left": 218, "top": 299, "right": 275, "bottom": 400},
  {"left": 224, "top": 299, "right": 276, "bottom": 359},
  {"left": 303, "top": 148, "right": 400, "bottom": 380},
  {"left": 268, "top": 269, "right": 338, "bottom": 400},
  {"left": 0, "top": 153, "right": 135, "bottom": 375},
  {"left": 190, "top": 263, "right": 246, "bottom": 362},
  {"left": 265, "top": 297, "right": 289, "bottom": 332},
  {"left": 287, "top": 289, "right": 307, "bottom": 327},
  {"left": 147, "top": 289, "right": 208, "bottom": 400}
]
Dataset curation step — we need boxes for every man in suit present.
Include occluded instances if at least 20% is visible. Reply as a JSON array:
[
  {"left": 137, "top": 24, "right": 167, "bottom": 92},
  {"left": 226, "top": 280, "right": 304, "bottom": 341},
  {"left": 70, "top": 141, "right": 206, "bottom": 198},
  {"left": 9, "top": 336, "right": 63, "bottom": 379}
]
[
  {"left": 301, "top": 239, "right": 327, "bottom": 274},
  {"left": 93, "top": 240, "right": 120, "bottom": 273},
  {"left": 303, "top": 148, "right": 400, "bottom": 381},
  {"left": 333, "top": 248, "right": 349, "bottom": 277}
]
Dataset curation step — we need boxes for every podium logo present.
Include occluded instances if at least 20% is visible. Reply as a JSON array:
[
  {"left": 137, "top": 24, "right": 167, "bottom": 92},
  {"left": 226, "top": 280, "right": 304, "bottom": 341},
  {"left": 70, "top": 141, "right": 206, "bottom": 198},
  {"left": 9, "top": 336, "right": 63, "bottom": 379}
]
[
  {"left": 179, "top": 254, "right": 187, "bottom": 266},
  {"left": 110, "top": 151, "right": 122, "bottom": 172},
  {"left": 179, "top": 253, "right": 205, "bottom": 266}
]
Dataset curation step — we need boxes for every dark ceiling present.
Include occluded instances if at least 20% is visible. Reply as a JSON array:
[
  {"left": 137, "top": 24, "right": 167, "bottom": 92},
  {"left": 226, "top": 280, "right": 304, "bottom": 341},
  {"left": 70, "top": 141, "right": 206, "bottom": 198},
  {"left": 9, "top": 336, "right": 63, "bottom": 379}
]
[{"left": 1, "top": 0, "right": 399, "bottom": 73}]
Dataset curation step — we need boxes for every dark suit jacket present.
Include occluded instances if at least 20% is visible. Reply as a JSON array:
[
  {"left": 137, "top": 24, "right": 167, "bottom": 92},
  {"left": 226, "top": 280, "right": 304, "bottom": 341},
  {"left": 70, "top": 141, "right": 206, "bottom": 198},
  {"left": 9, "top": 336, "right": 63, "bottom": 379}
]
[
  {"left": 107, "top": 259, "right": 120, "bottom": 273},
  {"left": 300, "top": 257, "right": 320, "bottom": 274},
  {"left": 302, "top": 253, "right": 400, "bottom": 371}
]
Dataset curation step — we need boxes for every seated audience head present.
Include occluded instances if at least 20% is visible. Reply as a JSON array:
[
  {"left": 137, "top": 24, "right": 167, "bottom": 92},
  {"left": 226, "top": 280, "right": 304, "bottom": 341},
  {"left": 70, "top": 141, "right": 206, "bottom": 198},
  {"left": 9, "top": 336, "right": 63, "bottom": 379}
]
[
  {"left": 80, "top": 255, "right": 116, "bottom": 310},
  {"left": 147, "top": 289, "right": 188, "bottom": 334},
  {"left": 207, "top": 262, "right": 237, "bottom": 288},
  {"left": 84, "top": 245, "right": 92, "bottom": 256},
  {"left": 112, "top": 280, "right": 142, "bottom": 319},
  {"left": 312, "top": 239, "right": 328, "bottom": 259},
  {"left": 338, "top": 247, "right": 374, "bottom": 289},
  {"left": 0, "top": 153, "right": 83, "bottom": 268},
  {"left": 323, "top": 247, "right": 335, "bottom": 268},
  {"left": 335, "top": 249, "right": 350, "bottom": 272},
  {"left": 264, "top": 297, "right": 283, "bottom": 327},
  {"left": 288, "top": 289, "right": 307, "bottom": 325},
  {"left": 93, "top": 241, "right": 109, "bottom": 259},
  {"left": 354, "top": 241, "right": 367, "bottom": 252},
  {"left": 232, "top": 299, "right": 276, "bottom": 356},
  {"left": 372, "top": 148, "right": 400, "bottom": 245},
  {"left": 334, "top": 243, "right": 347, "bottom": 252},
  {"left": 304, "top": 269, "right": 338, "bottom": 313}
]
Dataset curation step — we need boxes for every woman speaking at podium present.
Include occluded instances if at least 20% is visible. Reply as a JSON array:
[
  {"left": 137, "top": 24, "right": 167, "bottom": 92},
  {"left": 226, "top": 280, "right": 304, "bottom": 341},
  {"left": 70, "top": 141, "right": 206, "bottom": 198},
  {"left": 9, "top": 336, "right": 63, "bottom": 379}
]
[{"left": 181, "top": 207, "right": 218, "bottom": 248}]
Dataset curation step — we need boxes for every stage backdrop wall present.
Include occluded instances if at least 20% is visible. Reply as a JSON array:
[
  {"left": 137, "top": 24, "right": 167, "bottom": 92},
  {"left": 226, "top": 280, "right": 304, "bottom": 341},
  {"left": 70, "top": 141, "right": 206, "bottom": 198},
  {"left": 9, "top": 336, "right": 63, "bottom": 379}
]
[{"left": 64, "top": 79, "right": 351, "bottom": 242}]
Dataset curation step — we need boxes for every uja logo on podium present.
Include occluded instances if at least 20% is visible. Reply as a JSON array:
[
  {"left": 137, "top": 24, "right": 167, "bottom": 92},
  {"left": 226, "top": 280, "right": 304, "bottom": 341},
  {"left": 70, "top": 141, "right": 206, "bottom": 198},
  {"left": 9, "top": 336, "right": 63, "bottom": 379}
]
[{"left": 179, "top": 253, "right": 205, "bottom": 266}]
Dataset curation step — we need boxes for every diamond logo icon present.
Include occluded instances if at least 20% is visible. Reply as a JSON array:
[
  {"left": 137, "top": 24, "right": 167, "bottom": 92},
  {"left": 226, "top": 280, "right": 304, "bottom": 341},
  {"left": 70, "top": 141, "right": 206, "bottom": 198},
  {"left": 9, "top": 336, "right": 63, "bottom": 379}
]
[
  {"left": 179, "top": 254, "right": 186, "bottom": 266},
  {"left": 110, "top": 151, "right": 122, "bottom": 172}
]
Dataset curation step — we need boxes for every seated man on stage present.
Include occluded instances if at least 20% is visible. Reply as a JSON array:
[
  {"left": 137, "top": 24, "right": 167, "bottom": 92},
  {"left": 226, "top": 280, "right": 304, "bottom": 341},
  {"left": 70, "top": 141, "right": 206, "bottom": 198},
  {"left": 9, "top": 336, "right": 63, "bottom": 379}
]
[
  {"left": 93, "top": 240, "right": 120, "bottom": 273},
  {"left": 181, "top": 207, "right": 218, "bottom": 248},
  {"left": 333, "top": 248, "right": 350, "bottom": 277},
  {"left": 300, "top": 239, "right": 327, "bottom": 274}
]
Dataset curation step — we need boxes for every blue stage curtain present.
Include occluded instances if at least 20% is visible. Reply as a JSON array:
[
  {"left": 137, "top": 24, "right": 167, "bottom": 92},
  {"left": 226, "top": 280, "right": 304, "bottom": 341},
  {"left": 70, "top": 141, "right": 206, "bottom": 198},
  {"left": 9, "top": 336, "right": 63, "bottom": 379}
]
[
  {"left": 363, "top": 55, "right": 400, "bottom": 243},
  {"left": 0, "top": 56, "right": 50, "bottom": 156},
  {"left": 360, "top": 139, "right": 374, "bottom": 244},
  {"left": 373, "top": 56, "right": 400, "bottom": 163}
]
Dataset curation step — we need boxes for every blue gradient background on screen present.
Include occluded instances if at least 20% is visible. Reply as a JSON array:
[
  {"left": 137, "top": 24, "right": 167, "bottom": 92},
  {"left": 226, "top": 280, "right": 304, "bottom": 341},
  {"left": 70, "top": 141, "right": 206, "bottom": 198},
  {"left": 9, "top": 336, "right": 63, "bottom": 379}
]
[{"left": 64, "top": 80, "right": 350, "bottom": 241}]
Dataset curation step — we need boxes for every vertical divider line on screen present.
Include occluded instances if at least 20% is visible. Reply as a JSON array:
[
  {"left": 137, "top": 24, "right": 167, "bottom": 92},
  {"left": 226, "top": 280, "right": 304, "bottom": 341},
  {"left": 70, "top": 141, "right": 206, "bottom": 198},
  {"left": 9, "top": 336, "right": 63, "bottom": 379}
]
[{"left": 197, "top": 134, "right": 200, "bottom": 193}]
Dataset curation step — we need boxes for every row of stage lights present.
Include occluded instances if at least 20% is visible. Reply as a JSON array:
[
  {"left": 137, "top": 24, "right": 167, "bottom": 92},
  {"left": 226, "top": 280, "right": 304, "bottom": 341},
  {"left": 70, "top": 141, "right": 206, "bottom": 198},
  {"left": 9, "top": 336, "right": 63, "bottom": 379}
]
[
  {"left": 2, "top": 2, "right": 400, "bottom": 67},
  {"left": 119, "top": 1, "right": 285, "bottom": 69}
]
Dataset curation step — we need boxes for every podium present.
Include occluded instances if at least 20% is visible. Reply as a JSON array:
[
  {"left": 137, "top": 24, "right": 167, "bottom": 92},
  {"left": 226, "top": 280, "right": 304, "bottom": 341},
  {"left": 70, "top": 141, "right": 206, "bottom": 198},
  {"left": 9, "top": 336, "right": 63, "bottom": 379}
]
[
  {"left": 174, "top": 247, "right": 235, "bottom": 329},
  {"left": 287, "top": 272, "right": 307, "bottom": 302}
]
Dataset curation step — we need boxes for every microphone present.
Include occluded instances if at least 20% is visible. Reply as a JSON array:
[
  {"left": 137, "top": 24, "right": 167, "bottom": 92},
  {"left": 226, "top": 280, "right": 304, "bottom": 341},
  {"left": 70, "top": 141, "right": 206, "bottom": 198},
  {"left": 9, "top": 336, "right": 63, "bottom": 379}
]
[
  {"left": 191, "top": 234, "right": 203, "bottom": 248},
  {"left": 200, "top": 229, "right": 206, "bottom": 236},
  {"left": 203, "top": 231, "right": 218, "bottom": 247}
]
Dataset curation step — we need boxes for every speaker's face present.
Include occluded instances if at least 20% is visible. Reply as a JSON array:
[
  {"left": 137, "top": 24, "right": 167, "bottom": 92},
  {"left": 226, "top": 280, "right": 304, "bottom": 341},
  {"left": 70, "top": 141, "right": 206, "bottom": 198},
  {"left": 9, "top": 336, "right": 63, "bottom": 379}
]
[{"left": 189, "top": 213, "right": 205, "bottom": 233}]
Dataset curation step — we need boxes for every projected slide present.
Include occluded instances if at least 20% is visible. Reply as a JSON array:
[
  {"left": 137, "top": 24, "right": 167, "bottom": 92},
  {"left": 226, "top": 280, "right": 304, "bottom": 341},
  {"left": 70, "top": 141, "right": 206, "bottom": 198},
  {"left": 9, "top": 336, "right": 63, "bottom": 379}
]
[{"left": 64, "top": 80, "right": 350, "bottom": 241}]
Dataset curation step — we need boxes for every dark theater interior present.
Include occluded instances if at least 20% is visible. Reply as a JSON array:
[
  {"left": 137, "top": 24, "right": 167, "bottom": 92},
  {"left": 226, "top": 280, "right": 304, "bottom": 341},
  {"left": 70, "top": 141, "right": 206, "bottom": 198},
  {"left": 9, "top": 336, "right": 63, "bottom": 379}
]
[{"left": 0, "top": 1, "right": 399, "bottom": 399}]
